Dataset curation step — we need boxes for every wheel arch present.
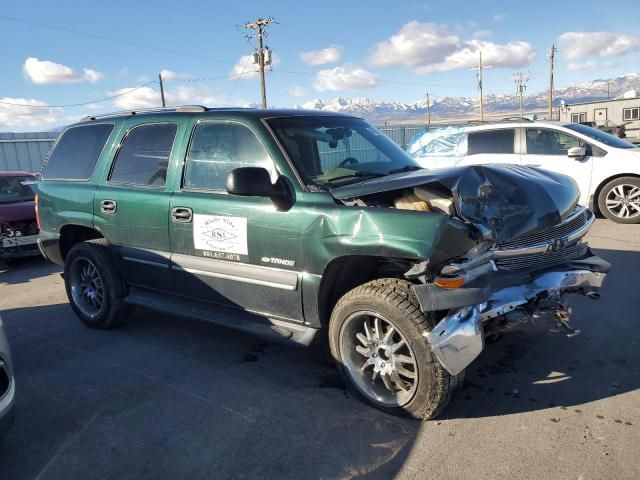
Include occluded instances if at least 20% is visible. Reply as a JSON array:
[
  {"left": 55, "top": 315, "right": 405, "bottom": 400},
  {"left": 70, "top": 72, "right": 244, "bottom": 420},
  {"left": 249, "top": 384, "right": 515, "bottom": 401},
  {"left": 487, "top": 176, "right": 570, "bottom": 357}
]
[
  {"left": 316, "top": 255, "right": 415, "bottom": 329},
  {"left": 59, "top": 224, "right": 105, "bottom": 261}
]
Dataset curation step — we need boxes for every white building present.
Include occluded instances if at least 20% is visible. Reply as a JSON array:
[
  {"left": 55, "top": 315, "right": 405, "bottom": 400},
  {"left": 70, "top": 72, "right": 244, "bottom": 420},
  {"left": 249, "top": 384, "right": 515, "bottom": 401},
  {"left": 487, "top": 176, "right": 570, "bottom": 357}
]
[{"left": 559, "top": 97, "right": 640, "bottom": 140}]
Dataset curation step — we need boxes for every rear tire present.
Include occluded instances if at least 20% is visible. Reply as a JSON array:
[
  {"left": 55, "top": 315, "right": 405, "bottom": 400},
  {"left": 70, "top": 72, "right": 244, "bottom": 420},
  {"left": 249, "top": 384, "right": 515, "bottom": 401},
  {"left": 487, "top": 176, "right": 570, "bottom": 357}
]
[
  {"left": 597, "top": 177, "right": 640, "bottom": 224},
  {"left": 328, "top": 278, "right": 456, "bottom": 420},
  {"left": 64, "top": 239, "right": 133, "bottom": 329}
]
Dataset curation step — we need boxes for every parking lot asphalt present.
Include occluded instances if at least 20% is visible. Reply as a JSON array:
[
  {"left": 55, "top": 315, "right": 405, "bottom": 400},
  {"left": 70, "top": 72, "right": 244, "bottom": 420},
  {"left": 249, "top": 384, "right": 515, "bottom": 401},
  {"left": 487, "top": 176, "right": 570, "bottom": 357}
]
[{"left": 0, "top": 219, "right": 639, "bottom": 480}]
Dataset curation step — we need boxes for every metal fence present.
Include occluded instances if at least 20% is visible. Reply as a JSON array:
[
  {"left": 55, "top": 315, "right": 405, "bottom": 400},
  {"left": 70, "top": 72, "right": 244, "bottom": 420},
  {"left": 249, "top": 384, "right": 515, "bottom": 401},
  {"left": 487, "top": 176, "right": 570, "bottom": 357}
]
[
  {"left": 0, "top": 123, "right": 432, "bottom": 174},
  {"left": 375, "top": 123, "right": 428, "bottom": 150},
  {"left": 0, "top": 132, "right": 57, "bottom": 173}
]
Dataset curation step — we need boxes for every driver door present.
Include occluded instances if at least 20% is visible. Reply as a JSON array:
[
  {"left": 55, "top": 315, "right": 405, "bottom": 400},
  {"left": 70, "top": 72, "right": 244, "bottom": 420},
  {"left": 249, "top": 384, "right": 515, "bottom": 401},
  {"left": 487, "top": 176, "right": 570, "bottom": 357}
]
[
  {"left": 168, "top": 120, "right": 304, "bottom": 321},
  {"left": 522, "top": 128, "right": 594, "bottom": 205}
]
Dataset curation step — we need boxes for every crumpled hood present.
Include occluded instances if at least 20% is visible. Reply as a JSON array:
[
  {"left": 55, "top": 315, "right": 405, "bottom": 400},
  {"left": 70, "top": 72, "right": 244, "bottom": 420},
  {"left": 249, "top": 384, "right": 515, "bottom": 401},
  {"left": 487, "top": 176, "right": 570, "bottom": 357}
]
[
  {"left": 330, "top": 164, "right": 580, "bottom": 244},
  {"left": 0, "top": 201, "right": 36, "bottom": 223}
]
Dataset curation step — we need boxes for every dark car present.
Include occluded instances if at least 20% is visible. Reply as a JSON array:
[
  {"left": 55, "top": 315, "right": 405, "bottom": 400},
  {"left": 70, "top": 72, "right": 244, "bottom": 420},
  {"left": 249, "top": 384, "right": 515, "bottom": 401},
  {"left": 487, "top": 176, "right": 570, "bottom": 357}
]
[
  {"left": 0, "top": 172, "right": 40, "bottom": 260},
  {"left": 37, "top": 106, "right": 609, "bottom": 419}
]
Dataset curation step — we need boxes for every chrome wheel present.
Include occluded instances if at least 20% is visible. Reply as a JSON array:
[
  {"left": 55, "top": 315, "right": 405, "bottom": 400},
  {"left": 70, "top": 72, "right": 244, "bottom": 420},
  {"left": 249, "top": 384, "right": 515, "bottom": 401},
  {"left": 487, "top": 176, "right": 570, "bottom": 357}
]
[
  {"left": 605, "top": 184, "right": 640, "bottom": 219},
  {"left": 339, "top": 311, "right": 418, "bottom": 407},
  {"left": 69, "top": 258, "right": 105, "bottom": 318}
]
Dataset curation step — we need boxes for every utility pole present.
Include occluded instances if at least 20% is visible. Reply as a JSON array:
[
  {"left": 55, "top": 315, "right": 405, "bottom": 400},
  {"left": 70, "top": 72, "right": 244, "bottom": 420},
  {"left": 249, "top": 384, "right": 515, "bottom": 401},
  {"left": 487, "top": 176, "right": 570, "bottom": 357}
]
[
  {"left": 548, "top": 43, "right": 556, "bottom": 120},
  {"left": 158, "top": 73, "right": 166, "bottom": 107},
  {"left": 426, "top": 92, "right": 431, "bottom": 126},
  {"left": 469, "top": 51, "right": 493, "bottom": 121},
  {"left": 244, "top": 17, "right": 276, "bottom": 109},
  {"left": 607, "top": 81, "right": 610, "bottom": 99},
  {"left": 514, "top": 72, "right": 529, "bottom": 118}
]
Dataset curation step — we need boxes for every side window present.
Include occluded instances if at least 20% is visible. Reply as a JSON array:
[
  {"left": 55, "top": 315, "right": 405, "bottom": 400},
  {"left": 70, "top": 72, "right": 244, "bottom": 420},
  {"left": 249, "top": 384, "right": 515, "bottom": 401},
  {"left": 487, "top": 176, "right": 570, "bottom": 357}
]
[
  {"left": 571, "top": 112, "right": 587, "bottom": 123},
  {"left": 623, "top": 108, "right": 640, "bottom": 121},
  {"left": 183, "top": 123, "right": 274, "bottom": 191},
  {"left": 526, "top": 129, "right": 586, "bottom": 156},
  {"left": 467, "top": 129, "right": 515, "bottom": 155},
  {"left": 109, "top": 123, "right": 177, "bottom": 187},
  {"left": 44, "top": 124, "right": 114, "bottom": 180}
]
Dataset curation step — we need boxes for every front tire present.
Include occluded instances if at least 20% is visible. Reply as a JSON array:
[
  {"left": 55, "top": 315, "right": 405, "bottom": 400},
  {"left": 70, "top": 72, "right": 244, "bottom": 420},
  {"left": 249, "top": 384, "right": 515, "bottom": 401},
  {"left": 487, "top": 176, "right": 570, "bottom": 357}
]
[
  {"left": 328, "top": 279, "right": 456, "bottom": 420},
  {"left": 597, "top": 177, "right": 640, "bottom": 224},
  {"left": 64, "top": 239, "right": 133, "bottom": 329}
]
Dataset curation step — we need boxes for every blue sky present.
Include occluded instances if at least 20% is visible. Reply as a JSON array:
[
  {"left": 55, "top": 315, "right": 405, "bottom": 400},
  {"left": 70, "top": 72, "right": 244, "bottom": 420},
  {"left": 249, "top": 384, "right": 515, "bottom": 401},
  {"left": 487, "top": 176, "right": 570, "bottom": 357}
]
[{"left": 1, "top": 0, "right": 639, "bottom": 130}]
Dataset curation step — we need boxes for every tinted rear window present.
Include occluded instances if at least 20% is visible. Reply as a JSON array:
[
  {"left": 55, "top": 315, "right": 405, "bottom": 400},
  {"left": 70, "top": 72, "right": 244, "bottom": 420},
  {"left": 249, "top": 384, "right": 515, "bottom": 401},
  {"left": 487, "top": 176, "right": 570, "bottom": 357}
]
[
  {"left": 44, "top": 124, "right": 114, "bottom": 179},
  {"left": 109, "top": 123, "right": 177, "bottom": 187},
  {"left": 467, "top": 129, "right": 515, "bottom": 155}
]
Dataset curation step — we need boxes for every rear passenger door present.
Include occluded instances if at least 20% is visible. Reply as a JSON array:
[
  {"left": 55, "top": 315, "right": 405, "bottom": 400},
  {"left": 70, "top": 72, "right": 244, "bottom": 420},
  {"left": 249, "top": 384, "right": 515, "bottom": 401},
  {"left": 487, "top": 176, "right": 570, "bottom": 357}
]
[
  {"left": 460, "top": 129, "right": 520, "bottom": 166},
  {"left": 93, "top": 119, "right": 184, "bottom": 292},
  {"left": 168, "top": 120, "right": 303, "bottom": 322}
]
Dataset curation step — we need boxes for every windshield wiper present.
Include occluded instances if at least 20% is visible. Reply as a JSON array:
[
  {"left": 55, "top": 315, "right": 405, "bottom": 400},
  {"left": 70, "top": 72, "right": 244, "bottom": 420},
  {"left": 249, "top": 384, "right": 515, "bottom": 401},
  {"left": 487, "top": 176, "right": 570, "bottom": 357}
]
[
  {"left": 324, "top": 171, "right": 387, "bottom": 187},
  {"left": 388, "top": 165, "right": 422, "bottom": 175}
]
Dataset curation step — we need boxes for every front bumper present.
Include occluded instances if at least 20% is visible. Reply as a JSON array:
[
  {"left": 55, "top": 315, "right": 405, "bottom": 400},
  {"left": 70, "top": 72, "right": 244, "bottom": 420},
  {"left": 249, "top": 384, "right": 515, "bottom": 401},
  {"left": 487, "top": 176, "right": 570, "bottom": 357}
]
[
  {"left": 414, "top": 253, "right": 610, "bottom": 375},
  {"left": 0, "top": 234, "right": 40, "bottom": 259}
]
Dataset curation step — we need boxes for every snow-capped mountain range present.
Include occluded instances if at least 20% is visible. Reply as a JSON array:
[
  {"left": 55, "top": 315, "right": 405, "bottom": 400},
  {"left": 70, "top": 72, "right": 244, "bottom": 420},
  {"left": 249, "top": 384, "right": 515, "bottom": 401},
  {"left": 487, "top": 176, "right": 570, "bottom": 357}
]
[{"left": 297, "top": 73, "right": 640, "bottom": 122}]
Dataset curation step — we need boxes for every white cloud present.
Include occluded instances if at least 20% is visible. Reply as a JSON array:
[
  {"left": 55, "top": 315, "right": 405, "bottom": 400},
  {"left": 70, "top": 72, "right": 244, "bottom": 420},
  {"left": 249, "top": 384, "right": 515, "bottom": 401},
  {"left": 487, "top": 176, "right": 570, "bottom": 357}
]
[
  {"left": 23, "top": 57, "right": 104, "bottom": 84},
  {"left": 228, "top": 53, "right": 280, "bottom": 80},
  {"left": 0, "top": 97, "right": 62, "bottom": 128},
  {"left": 558, "top": 32, "right": 640, "bottom": 60},
  {"left": 567, "top": 60, "right": 616, "bottom": 72},
  {"left": 289, "top": 85, "right": 309, "bottom": 97},
  {"left": 313, "top": 65, "right": 379, "bottom": 92},
  {"left": 159, "top": 69, "right": 192, "bottom": 80},
  {"left": 82, "top": 68, "right": 104, "bottom": 84},
  {"left": 370, "top": 21, "right": 535, "bottom": 73},
  {"left": 300, "top": 45, "right": 342, "bottom": 66},
  {"left": 493, "top": 13, "right": 507, "bottom": 22},
  {"left": 111, "top": 85, "right": 223, "bottom": 110}
]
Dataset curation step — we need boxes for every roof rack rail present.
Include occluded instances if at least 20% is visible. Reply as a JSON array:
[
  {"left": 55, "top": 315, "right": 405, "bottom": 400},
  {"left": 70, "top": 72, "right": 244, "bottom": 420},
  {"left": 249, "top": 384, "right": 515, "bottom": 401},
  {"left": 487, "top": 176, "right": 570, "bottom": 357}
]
[{"left": 80, "top": 105, "right": 208, "bottom": 121}]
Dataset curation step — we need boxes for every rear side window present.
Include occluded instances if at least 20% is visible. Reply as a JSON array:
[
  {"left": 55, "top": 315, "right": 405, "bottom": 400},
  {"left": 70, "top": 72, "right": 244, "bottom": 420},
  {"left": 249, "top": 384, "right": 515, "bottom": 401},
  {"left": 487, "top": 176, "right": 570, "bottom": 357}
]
[
  {"left": 109, "top": 123, "right": 177, "bottom": 187},
  {"left": 44, "top": 124, "right": 114, "bottom": 179},
  {"left": 467, "top": 129, "right": 515, "bottom": 155}
]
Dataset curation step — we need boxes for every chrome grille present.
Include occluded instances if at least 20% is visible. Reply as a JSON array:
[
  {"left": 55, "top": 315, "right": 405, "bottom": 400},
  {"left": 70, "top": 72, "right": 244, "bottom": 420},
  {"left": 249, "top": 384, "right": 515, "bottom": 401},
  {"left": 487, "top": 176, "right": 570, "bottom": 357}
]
[
  {"left": 499, "top": 207, "right": 590, "bottom": 249},
  {"left": 495, "top": 242, "right": 588, "bottom": 271}
]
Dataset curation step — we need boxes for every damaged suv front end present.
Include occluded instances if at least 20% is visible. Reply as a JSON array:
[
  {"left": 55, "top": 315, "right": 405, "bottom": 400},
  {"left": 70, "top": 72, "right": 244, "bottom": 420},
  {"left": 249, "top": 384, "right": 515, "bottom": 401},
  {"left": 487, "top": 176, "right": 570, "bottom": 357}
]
[
  {"left": 329, "top": 162, "right": 609, "bottom": 377},
  {"left": 418, "top": 205, "right": 606, "bottom": 375}
]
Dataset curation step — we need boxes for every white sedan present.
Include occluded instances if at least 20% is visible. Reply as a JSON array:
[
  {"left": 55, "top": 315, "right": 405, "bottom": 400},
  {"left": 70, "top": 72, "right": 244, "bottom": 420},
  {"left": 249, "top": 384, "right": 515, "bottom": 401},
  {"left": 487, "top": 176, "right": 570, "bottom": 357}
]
[{"left": 407, "top": 121, "right": 640, "bottom": 223}]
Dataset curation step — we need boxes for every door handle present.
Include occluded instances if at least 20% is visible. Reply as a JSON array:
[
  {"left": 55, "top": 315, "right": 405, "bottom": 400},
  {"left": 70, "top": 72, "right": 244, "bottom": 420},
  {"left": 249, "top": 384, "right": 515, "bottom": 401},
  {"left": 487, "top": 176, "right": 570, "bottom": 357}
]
[
  {"left": 100, "top": 199, "right": 117, "bottom": 214},
  {"left": 171, "top": 207, "right": 193, "bottom": 223}
]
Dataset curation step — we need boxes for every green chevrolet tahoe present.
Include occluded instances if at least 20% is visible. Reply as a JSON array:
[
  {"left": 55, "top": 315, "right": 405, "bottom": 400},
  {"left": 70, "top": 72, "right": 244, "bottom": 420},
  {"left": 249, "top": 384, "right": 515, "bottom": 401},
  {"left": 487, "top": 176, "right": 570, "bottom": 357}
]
[{"left": 37, "top": 106, "right": 609, "bottom": 419}]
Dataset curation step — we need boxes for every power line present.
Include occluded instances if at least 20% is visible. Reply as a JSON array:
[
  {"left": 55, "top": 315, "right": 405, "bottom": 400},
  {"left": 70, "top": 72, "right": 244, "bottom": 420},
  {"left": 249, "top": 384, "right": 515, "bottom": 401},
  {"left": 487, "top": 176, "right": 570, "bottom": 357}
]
[
  {"left": 514, "top": 72, "right": 529, "bottom": 118},
  {"left": 0, "top": 14, "right": 236, "bottom": 65},
  {"left": 549, "top": 43, "right": 556, "bottom": 120},
  {"left": 469, "top": 51, "right": 493, "bottom": 121},
  {"left": 243, "top": 17, "right": 276, "bottom": 109},
  {"left": 0, "top": 80, "right": 159, "bottom": 108}
]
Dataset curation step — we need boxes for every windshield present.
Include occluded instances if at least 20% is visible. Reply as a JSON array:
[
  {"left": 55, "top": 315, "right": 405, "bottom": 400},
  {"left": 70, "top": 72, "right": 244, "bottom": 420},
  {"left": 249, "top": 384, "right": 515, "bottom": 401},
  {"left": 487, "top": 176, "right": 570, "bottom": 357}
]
[
  {"left": 0, "top": 175, "right": 37, "bottom": 204},
  {"left": 565, "top": 123, "right": 637, "bottom": 149},
  {"left": 267, "top": 116, "right": 421, "bottom": 187}
]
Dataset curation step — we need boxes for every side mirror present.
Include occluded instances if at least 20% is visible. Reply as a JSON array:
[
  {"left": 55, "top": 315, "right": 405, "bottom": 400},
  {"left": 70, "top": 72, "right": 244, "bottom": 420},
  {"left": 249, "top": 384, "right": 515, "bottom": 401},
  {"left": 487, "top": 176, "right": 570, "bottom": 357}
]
[
  {"left": 567, "top": 146, "right": 586, "bottom": 159},
  {"left": 226, "top": 167, "right": 292, "bottom": 209}
]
